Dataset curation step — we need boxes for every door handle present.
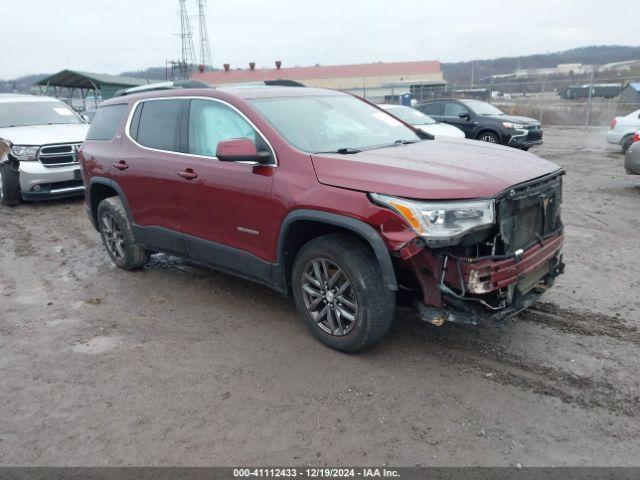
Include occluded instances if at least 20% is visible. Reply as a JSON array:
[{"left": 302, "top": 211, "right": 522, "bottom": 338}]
[
  {"left": 113, "top": 161, "right": 129, "bottom": 171},
  {"left": 178, "top": 168, "right": 198, "bottom": 180}
]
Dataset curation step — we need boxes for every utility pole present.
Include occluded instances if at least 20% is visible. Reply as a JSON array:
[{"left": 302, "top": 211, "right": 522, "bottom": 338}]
[
  {"left": 196, "top": 0, "right": 213, "bottom": 70},
  {"left": 178, "top": 0, "right": 197, "bottom": 79},
  {"left": 470, "top": 61, "right": 475, "bottom": 89},
  {"left": 585, "top": 65, "right": 597, "bottom": 129}
]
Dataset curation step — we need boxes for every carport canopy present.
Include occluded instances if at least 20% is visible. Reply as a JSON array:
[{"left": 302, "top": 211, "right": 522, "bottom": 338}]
[{"left": 35, "top": 69, "right": 150, "bottom": 103}]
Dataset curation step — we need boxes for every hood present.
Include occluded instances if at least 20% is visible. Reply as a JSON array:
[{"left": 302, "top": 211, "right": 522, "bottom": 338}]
[
  {"left": 0, "top": 124, "right": 89, "bottom": 146},
  {"left": 484, "top": 114, "right": 540, "bottom": 125},
  {"left": 311, "top": 138, "right": 560, "bottom": 200},
  {"left": 418, "top": 123, "right": 466, "bottom": 138}
]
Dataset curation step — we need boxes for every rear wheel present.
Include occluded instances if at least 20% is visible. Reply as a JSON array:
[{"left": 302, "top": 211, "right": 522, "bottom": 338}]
[
  {"left": 0, "top": 162, "right": 21, "bottom": 207},
  {"left": 291, "top": 234, "right": 395, "bottom": 353},
  {"left": 621, "top": 136, "right": 633, "bottom": 154},
  {"left": 478, "top": 132, "right": 499, "bottom": 144},
  {"left": 97, "top": 196, "right": 149, "bottom": 270}
]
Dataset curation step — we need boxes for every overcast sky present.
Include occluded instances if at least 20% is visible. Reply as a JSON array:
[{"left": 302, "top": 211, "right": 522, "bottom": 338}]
[{"left": 1, "top": 0, "right": 637, "bottom": 79}]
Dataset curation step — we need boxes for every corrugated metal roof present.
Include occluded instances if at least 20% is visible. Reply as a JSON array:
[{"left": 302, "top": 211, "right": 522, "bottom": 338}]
[
  {"left": 35, "top": 69, "right": 149, "bottom": 89},
  {"left": 192, "top": 60, "right": 441, "bottom": 85}
]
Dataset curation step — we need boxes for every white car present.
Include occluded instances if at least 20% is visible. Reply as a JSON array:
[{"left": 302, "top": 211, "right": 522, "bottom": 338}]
[
  {"left": 0, "top": 94, "right": 89, "bottom": 206},
  {"left": 606, "top": 108, "right": 640, "bottom": 153},
  {"left": 379, "top": 104, "right": 465, "bottom": 138}
]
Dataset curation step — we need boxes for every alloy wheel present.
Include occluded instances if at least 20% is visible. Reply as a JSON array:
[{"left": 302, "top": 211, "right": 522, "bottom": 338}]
[
  {"left": 480, "top": 134, "right": 497, "bottom": 143},
  {"left": 301, "top": 258, "right": 358, "bottom": 336},
  {"left": 100, "top": 211, "right": 126, "bottom": 260}
]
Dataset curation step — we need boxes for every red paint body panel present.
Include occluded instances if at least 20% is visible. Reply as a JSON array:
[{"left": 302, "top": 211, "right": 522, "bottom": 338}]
[{"left": 311, "top": 138, "right": 560, "bottom": 200}]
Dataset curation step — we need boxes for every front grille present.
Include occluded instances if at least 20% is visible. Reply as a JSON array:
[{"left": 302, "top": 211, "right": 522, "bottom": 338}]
[
  {"left": 38, "top": 143, "right": 81, "bottom": 167},
  {"left": 497, "top": 173, "right": 563, "bottom": 253},
  {"left": 526, "top": 129, "right": 543, "bottom": 141}
]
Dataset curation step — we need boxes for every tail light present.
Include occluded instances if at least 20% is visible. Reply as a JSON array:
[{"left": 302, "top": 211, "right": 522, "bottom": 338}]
[
  {"left": 610, "top": 118, "right": 617, "bottom": 130},
  {"left": 634, "top": 131, "right": 640, "bottom": 143}
]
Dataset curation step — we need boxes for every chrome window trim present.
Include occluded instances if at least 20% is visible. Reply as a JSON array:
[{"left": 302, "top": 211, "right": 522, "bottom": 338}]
[{"left": 123, "top": 96, "right": 278, "bottom": 167}]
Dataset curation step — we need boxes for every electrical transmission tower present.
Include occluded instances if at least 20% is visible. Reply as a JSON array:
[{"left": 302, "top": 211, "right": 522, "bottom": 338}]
[
  {"left": 177, "top": 0, "right": 197, "bottom": 78},
  {"left": 196, "top": 0, "right": 213, "bottom": 70}
]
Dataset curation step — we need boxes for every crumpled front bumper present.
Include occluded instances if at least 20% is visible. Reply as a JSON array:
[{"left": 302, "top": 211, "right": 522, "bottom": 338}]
[{"left": 405, "top": 232, "right": 565, "bottom": 326}]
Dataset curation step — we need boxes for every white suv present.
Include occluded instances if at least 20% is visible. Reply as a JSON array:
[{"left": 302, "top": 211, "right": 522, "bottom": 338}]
[
  {"left": 606, "top": 108, "right": 640, "bottom": 153},
  {"left": 0, "top": 94, "right": 89, "bottom": 206}
]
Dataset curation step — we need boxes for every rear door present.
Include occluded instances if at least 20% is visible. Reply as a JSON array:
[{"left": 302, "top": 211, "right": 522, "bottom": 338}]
[
  {"left": 177, "top": 98, "right": 276, "bottom": 275},
  {"left": 115, "top": 97, "right": 187, "bottom": 254}
]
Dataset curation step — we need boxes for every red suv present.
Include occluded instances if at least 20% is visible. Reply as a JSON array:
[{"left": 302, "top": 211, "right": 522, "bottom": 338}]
[{"left": 79, "top": 85, "right": 565, "bottom": 352}]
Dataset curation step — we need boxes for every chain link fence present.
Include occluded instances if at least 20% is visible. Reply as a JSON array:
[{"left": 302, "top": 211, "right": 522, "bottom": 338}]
[{"left": 343, "top": 76, "right": 640, "bottom": 127}]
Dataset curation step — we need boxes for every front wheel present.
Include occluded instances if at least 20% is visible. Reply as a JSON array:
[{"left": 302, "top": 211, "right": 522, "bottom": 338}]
[
  {"left": 291, "top": 234, "right": 395, "bottom": 353},
  {"left": 478, "top": 132, "right": 500, "bottom": 144},
  {"left": 97, "top": 196, "right": 149, "bottom": 270},
  {"left": 0, "top": 162, "right": 21, "bottom": 207}
]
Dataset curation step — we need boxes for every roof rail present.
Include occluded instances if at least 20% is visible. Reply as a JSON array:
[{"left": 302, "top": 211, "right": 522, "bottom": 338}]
[{"left": 114, "top": 79, "right": 213, "bottom": 97}]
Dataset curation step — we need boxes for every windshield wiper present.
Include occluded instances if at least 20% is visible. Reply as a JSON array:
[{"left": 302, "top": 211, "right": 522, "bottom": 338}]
[
  {"left": 393, "top": 139, "right": 418, "bottom": 145},
  {"left": 316, "top": 147, "right": 361, "bottom": 154}
]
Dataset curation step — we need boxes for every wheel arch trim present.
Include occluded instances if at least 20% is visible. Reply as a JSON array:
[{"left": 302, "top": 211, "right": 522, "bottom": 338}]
[
  {"left": 276, "top": 209, "right": 398, "bottom": 292},
  {"left": 88, "top": 177, "right": 134, "bottom": 229}
]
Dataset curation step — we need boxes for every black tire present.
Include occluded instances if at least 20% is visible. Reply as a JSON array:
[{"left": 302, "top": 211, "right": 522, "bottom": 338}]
[
  {"left": 521, "top": 147, "right": 530, "bottom": 151},
  {"left": 0, "top": 162, "right": 21, "bottom": 206},
  {"left": 291, "top": 233, "right": 395, "bottom": 353},
  {"left": 97, "top": 196, "right": 149, "bottom": 270},
  {"left": 477, "top": 131, "right": 500, "bottom": 144},
  {"left": 621, "top": 136, "right": 633, "bottom": 154}
]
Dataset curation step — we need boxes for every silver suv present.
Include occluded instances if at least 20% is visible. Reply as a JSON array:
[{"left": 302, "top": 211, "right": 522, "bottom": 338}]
[{"left": 0, "top": 94, "right": 89, "bottom": 206}]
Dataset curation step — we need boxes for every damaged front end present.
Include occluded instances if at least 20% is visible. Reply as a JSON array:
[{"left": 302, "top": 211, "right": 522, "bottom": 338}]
[{"left": 377, "top": 172, "right": 566, "bottom": 327}]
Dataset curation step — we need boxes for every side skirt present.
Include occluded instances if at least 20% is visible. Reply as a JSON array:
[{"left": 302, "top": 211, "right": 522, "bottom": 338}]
[{"left": 131, "top": 224, "right": 286, "bottom": 295}]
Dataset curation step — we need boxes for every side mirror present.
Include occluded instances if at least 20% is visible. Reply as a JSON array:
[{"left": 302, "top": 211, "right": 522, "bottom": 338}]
[
  {"left": 458, "top": 112, "right": 471, "bottom": 120},
  {"left": 216, "top": 138, "right": 272, "bottom": 164}
]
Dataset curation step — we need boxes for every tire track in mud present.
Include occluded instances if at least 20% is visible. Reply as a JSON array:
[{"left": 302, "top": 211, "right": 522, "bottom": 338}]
[
  {"left": 395, "top": 310, "right": 640, "bottom": 417},
  {"left": 521, "top": 302, "right": 640, "bottom": 345}
]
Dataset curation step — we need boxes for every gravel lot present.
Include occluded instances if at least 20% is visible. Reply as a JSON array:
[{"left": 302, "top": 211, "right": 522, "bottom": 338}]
[{"left": 1, "top": 126, "right": 639, "bottom": 466}]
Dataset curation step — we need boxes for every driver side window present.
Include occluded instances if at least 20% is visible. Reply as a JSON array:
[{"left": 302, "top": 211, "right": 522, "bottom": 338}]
[
  {"left": 188, "top": 99, "right": 258, "bottom": 157},
  {"left": 444, "top": 102, "right": 469, "bottom": 117}
]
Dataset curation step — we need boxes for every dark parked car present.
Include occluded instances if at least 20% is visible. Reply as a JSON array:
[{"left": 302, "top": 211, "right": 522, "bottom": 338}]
[
  {"left": 80, "top": 85, "right": 564, "bottom": 352},
  {"left": 416, "top": 99, "right": 543, "bottom": 150}
]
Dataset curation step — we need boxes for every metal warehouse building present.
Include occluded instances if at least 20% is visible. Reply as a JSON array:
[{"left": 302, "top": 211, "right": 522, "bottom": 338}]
[{"left": 191, "top": 60, "right": 445, "bottom": 102}]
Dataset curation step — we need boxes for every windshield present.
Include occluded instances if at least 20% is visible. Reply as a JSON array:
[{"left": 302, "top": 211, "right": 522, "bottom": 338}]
[
  {"left": 461, "top": 100, "right": 505, "bottom": 116},
  {"left": 384, "top": 106, "right": 436, "bottom": 125},
  {"left": 250, "top": 95, "right": 422, "bottom": 153},
  {"left": 0, "top": 100, "right": 83, "bottom": 128}
]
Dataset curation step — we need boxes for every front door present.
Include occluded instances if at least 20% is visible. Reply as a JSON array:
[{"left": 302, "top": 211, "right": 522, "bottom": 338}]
[
  {"left": 177, "top": 98, "right": 276, "bottom": 279},
  {"left": 442, "top": 101, "right": 476, "bottom": 137}
]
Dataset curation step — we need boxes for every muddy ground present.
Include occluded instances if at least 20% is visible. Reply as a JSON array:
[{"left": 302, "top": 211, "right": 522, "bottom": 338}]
[{"left": 1, "top": 127, "right": 639, "bottom": 466}]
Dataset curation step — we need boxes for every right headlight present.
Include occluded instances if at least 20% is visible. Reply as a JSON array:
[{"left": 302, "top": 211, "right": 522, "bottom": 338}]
[
  {"left": 370, "top": 193, "right": 495, "bottom": 246},
  {"left": 10, "top": 145, "right": 39, "bottom": 161}
]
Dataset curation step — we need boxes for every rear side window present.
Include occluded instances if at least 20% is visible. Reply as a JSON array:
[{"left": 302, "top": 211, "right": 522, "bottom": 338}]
[
  {"left": 86, "top": 104, "right": 128, "bottom": 140},
  {"left": 419, "top": 102, "right": 444, "bottom": 116},
  {"left": 135, "top": 99, "right": 183, "bottom": 152}
]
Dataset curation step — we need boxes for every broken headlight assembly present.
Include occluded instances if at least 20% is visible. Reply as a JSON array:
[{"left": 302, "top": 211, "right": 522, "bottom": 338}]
[
  {"left": 10, "top": 145, "right": 39, "bottom": 161},
  {"left": 370, "top": 193, "right": 495, "bottom": 247}
]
